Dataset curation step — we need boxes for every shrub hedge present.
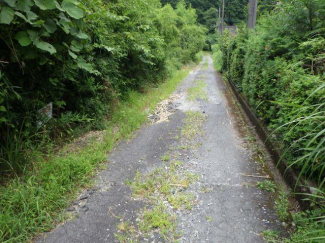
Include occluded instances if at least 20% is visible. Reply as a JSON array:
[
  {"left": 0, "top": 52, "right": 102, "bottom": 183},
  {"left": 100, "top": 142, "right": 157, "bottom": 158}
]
[
  {"left": 0, "top": 0, "right": 206, "bottom": 172},
  {"left": 213, "top": 0, "right": 325, "bottom": 186}
]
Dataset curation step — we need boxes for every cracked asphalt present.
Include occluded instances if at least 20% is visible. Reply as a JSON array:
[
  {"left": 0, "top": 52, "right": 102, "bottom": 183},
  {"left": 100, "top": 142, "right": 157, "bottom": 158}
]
[{"left": 37, "top": 54, "right": 286, "bottom": 243}]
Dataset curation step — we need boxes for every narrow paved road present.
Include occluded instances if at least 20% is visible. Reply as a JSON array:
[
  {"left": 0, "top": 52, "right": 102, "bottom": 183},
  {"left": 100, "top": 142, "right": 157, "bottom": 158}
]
[{"left": 38, "top": 55, "right": 285, "bottom": 243}]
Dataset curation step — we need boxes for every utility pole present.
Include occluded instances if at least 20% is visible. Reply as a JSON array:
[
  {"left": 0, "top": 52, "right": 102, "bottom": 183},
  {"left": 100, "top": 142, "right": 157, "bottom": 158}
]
[
  {"left": 217, "top": 7, "right": 221, "bottom": 32},
  {"left": 248, "top": 0, "right": 258, "bottom": 29},
  {"left": 221, "top": 0, "right": 225, "bottom": 34}
]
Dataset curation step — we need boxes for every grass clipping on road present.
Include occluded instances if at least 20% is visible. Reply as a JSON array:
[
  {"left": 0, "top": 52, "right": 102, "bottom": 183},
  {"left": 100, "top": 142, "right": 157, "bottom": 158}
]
[
  {"left": 116, "top": 111, "right": 206, "bottom": 242},
  {"left": 0, "top": 68, "right": 192, "bottom": 243}
]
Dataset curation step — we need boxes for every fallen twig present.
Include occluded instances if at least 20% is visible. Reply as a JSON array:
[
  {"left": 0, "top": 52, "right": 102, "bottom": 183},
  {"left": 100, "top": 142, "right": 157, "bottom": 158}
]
[
  {"left": 239, "top": 173, "right": 270, "bottom": 179},
  {"left": 108, "top": 207, "right": 119, "bottom": 219}
]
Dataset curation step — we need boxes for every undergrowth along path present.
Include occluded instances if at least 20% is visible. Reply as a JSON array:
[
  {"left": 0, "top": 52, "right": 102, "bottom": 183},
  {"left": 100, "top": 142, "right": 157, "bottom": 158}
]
[
  {"left": 38, "top": 55, "right": 289, "bottom": 243},
  {"left": 0, "top": 66, "right": 192, "bottom": 243}
]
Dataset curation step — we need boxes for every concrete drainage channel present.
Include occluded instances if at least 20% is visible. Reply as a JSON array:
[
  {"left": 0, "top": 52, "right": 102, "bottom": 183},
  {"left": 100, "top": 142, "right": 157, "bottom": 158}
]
[{"left": 225, "top": 75, "right": 314, "bottom": 210}]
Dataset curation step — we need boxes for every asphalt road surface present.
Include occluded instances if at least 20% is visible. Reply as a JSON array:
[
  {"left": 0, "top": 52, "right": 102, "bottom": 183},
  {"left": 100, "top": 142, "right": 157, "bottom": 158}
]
[{"left": 38, "top": 55, "right": 286, "bottom": 243}]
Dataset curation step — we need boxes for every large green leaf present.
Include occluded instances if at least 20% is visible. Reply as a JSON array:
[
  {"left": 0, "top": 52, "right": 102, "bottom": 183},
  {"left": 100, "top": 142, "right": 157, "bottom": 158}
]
[
  {"left": 56, "top": 13, "right": 72, "bottom": 33},
  {"left": 77, "top": 57, "right": 96, "bottom": 73},
  {"left": 26, "top": 11, "right": 38, "bottom": 21},
  {"left": 39, "top": 29, "right": 50, "bottom": 37},
  {"left": 71, "top": 40, "right": 83, "bottom": 52},
  {"left": 75, "top": 31, "right": 88, "bottom": 39},
  {"left": 0, "top": 117, "right": 8, "bottom": 122},
  {"left": 15, "top": 11, "right": 28, "bottom": 21},
  {"left": 34, "top": 0, "right": 57, "bottom": 10},
  {"left": 31, "top": 19, "right": 44, "bottom": 27},
  {"left": 27, "top": 29, "right": 38, "bottom": 41},
  {"left": 63, "top": 0, "right": 78, "bottom": 3},
  {"left": 16, "top": 0, "right": 33, "bottom": 12},
  {"left": 68, "top": 50, "right": 77, "bottom": 59},
  {"left": 58, "top": 19, "right": 71, "bottom": 34},
  {"left": 0, "top": 6, "right": 15, "bottom": 24},
  {"left": 4, "top": 0, "right": 17, "bottom": 7},
  {"left": 55, "top": 1, "right": 64, "bottom": 11},
  {"left": 33, "top": 39, "right": 57, "bottom": 54},
  {"left": 15, "top": 31, "right": 32, "bottom": 46},
  {"left": 43, "top": 19, "right": 57, "bottom": 33},
  {"left": 61, "top": 1, "right": 84, "bottom": 19}
]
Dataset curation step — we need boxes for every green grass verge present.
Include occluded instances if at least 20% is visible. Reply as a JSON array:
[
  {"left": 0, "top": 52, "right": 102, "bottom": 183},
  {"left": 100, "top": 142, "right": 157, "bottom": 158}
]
[{"left": 0, "top": 67, "right": 193, "bottom": 243}]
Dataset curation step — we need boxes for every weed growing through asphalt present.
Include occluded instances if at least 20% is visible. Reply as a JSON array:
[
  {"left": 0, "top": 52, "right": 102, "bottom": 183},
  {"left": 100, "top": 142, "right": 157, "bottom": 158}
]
[
  {"left": 139, "top": 204, "right": 178, "bottom": 239},
  {"left": 206, "top": 216, "right": 213, "bottom": 222},
  {"left": 201, "top": 186, "right": 213, "bottom": 193},
  {"left": 257, "top": 180, "right": 277, "bottom": 192},
  {"left": 115, "top": 221, "right": 138, "bottom": 243},
  {"left": 275, "top": 187, "right": 290, "bottom": 221},
  {"left": 187, "top": 79, "right": 208, "bottom": 101},
  {"left": 124, "top": 159, "right": 198, "bottom": 241},
  {"left": 161, "top": 155, "right": 170, "bottom": 161},
  {"left": 120, "top": 111, "right": 206, "bottom": 241},
  {"left": 181, "top": 111, "right": 206, "bottom": 141},
  {"left": 167, "top": 193, "right": 195, "bottom": 210},
  {"left": 177, "top": 144, "right": 190, "bottom": 150},
  {"left": 248, "top": 138, "right": 267, "bottom": 166},
  {"left": 130, "top": 161, "right": 197, "bottom": 208}
]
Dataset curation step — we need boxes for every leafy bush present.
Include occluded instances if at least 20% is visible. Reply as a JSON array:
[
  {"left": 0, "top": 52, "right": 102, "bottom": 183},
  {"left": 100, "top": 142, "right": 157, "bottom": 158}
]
[
  {"left": 0, "top": 0, "right": 206, "bottom": 172},
  {"left": 213, "top": 0, "right": 325, "bottom": 186},
  {"left": 0, "top": 61, "right": 192, "bottom": 243},
  {"left": 212, "top": 1, "right": 325, "bottom": 241},
  {"left": 211, "top": 43, "right": 223, "bottom": 71}
]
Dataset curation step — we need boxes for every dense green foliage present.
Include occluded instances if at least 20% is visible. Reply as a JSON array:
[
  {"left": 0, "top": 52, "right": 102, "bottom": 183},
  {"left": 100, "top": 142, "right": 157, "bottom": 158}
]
[
  {"left": 162, "top": 0, "right": 249, "bottom": 27},
  {"left": 161, "top": 0, "right": 276, "bottom": 49},
  {"left": 215, "top": 0, "right": 325, "bottom": 186},
  {"left": 0, "top": 0, "right": 205, "bottom": 173},
  {"left": 213, "top": 2, "right": 325, "bottom": 240},
  {"left": 0, "top": 0, "right": 205, "bottom": 241},
  {"left": 161, "top": 0, "right": 248, "bottom": 49},
  {"left": 161, "top": 0, "right": 251, "bottom": 25}
]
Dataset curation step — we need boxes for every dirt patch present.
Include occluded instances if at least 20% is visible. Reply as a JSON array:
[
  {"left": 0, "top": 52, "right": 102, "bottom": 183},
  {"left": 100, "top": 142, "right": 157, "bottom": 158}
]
[{"left": 148, "top": 94, "right": 180, "bottom": 124}]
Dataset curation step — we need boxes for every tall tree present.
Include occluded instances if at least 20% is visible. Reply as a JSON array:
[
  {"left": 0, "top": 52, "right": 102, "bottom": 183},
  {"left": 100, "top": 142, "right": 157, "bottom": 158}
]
[{"left": 161, "top": 0, "right": 249, "bottom": 26}]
